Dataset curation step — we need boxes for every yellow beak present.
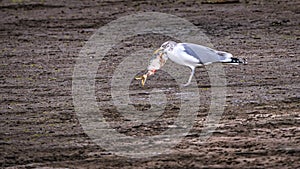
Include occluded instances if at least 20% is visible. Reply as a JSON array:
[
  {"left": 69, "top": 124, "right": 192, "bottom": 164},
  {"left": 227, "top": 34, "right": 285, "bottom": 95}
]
[{"left": 153, "top": 48, "right": 163, "bottom": 54}]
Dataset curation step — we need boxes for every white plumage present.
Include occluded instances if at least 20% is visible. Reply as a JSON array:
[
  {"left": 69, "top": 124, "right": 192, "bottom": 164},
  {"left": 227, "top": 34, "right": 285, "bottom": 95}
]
[{"left": 136, "top": 41, "right": 247, "bottom": 86}]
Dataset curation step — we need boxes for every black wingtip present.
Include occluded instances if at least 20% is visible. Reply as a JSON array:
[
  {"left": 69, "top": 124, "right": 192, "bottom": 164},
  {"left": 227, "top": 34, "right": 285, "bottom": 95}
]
[{"left": 231, "top": 57, "right": 247, "bottom": 64}]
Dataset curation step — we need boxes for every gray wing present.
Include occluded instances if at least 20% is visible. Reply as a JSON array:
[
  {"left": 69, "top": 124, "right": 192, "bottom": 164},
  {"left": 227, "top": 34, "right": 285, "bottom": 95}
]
[{"left": 180, "top": 43, "right": 231, "bottom": 64}]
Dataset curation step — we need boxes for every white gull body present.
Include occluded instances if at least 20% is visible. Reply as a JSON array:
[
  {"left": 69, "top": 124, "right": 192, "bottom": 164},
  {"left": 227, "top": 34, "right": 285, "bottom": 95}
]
[{"left": 156, "top": 41, "right": 246, "bottom": 86}]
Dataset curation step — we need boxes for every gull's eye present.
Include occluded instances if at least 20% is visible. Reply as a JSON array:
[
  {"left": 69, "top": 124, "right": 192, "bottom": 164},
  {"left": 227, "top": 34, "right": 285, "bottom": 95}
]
[
  {"left": 166, "top": 43, "right": 172, "bottom": 49},
  {"left": 161, "top": 42, "right": 169, "bottom": 48}
]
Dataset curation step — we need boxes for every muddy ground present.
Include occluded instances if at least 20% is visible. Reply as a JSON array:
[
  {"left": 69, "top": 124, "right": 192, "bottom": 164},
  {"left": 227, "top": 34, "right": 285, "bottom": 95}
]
[{"left": 0, "top": 0, "right": 299, "bottom": 168}]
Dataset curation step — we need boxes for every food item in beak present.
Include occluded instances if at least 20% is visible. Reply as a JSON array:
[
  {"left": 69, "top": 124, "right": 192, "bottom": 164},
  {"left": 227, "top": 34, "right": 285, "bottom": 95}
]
[
  {"left": 135, "top": 50, "right": 168, "bottom": 86},
  {"left": 135, "top": 74, "right": 148, "bottom": 86},
  {"left": 147, "top": 50, "right": 167, "bottom": 71}
]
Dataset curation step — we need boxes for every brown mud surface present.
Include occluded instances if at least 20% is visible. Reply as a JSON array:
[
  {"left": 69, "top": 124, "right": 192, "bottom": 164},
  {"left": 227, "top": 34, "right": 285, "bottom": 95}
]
[{"left": 0, "top": 0, "right": 299, "bottom": 168}]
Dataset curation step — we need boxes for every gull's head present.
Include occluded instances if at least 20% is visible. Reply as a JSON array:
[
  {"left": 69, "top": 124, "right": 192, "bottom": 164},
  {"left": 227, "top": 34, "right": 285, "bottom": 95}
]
[{"left": 154, "top": 41, "right": 177, "bottom": 54}]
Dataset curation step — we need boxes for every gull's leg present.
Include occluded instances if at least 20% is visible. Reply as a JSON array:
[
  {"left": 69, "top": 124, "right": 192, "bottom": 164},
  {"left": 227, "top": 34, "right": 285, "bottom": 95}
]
[{"left": 183, "top": 67, "right": 195, "bottom": 87}]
